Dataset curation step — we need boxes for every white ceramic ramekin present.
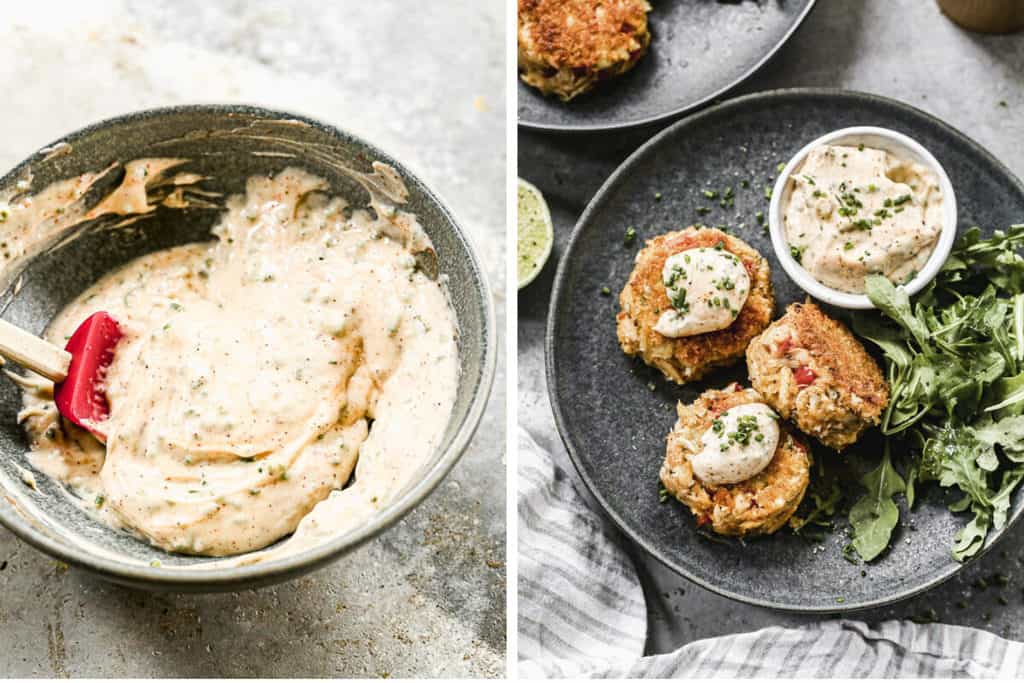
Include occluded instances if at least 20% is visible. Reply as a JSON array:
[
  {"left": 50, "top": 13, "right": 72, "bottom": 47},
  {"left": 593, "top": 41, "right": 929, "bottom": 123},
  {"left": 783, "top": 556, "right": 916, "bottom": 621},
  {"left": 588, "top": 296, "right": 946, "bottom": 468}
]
[{"left": 768, "top": 126, "right": 958, "bottom": 309}]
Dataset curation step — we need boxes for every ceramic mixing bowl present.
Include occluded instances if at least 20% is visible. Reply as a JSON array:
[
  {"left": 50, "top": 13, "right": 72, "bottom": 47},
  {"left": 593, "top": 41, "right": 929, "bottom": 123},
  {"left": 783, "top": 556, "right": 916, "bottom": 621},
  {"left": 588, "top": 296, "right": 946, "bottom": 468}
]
[{"left": 0, "top": 105, "right": 496, "bottom": 591}]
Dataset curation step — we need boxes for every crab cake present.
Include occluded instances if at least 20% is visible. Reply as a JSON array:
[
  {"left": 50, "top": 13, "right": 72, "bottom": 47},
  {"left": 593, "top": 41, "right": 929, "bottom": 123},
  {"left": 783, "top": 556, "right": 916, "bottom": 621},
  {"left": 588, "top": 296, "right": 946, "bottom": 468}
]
[
  {"left": 517, "top": 0, "right": 652, "bottom": 102},
  {"left": 746, "top": 302, "right": 889, "bottom": 451},
  {"left": 661, "top": 384, "right": 811, "bottom": 536},
  {"left": 617, "top": 227, "right": 774, "bottom": 385}
]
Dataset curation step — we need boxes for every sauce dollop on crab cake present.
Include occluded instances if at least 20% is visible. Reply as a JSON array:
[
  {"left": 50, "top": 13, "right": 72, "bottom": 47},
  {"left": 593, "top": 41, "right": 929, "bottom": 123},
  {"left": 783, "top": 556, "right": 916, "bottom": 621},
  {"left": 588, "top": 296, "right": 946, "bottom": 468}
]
[
  {"left": 746, "top": 302, "right": 889, "bottom": 451},
  {"left": 661, "top": 384, "right": 812, "bottom": 536},
  {"left": 617, "top": 227, "right": 774, "bottom": 384},
  {"left": 517, "top": 0, "right": 652, "bottom": 101}
]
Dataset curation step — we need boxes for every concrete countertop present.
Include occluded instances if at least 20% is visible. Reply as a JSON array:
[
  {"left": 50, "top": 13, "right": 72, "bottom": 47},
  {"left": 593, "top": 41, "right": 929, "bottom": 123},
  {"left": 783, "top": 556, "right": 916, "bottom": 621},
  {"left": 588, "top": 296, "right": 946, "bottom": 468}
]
[
  {"left": 0, "top": 1, "right": 505, "bottom": 677},
  {"left": 518, "top": 0, "right": 1024, "bottom": 655}
]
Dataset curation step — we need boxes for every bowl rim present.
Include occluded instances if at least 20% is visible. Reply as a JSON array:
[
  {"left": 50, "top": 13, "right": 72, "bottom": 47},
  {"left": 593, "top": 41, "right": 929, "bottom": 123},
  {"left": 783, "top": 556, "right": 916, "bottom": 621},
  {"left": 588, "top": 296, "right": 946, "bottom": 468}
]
[
  {"left": 768, "top": 125, "right": 958, "bottom": 309},
  {"left": 0, "top": 103, "right": 497, "bottom": 590}
]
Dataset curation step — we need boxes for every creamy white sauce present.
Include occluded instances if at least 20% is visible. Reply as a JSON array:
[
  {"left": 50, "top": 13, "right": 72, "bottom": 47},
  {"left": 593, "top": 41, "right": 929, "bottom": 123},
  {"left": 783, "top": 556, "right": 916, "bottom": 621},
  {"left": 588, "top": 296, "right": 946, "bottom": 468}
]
[
  {"left": 14, "top": 463, "right": 38, "bottom": 491},
  {"left": 0, "top": 159, "right": 209, "bottom": 293},
  {"left": 691, "top": 403, "right": 779, "bottom": 485},
  {"left": 784, "top": 144, "right": 944, "bottom": 294},
  {"left": 654, "top": 247, "right": 750, "bottom": 338},
  {"left": 19, "top": 167, "right": 459, "bottom": 560}
]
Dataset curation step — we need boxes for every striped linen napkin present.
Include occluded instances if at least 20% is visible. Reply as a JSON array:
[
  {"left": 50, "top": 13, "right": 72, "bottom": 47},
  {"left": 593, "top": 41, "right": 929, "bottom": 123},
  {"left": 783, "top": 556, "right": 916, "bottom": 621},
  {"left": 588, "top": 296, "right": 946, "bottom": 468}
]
[{"left": 517, "top": 427, "right": 1024, "bottom": 678}]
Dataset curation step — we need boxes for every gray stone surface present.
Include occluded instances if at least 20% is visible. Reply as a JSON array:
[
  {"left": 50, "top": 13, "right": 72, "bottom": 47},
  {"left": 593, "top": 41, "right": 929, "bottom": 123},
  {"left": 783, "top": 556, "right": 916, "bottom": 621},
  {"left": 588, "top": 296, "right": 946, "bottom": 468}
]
[
  {"left": 0, "top": 1, "right": 505, "bottom": 678},
  {"left": 519, "top": 0, "right": 1024, "bottom": 655}
]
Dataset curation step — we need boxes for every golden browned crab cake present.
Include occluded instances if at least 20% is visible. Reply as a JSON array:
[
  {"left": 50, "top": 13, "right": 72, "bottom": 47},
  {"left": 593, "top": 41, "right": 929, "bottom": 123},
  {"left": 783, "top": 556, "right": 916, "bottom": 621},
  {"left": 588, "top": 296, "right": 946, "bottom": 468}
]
[
  {"left": 746, "top": 302, "right": 889, "bottom": 451},
  {"left": 661, "top": 384, "right": 812, "bottom": 536},
  {"left": 616, "top": 227, "right": 774, "bottom": 385},
  {"left": 517, "top": 0, "right": 652, "bottom": 102}
]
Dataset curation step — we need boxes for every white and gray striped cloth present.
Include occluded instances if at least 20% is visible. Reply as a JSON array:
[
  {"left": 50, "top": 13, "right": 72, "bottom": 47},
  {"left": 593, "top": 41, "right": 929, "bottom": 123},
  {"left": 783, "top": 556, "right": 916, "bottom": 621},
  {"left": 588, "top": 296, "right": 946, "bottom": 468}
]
[{"left": 517, "top": 427, "right": 1024, "bottom": 678}]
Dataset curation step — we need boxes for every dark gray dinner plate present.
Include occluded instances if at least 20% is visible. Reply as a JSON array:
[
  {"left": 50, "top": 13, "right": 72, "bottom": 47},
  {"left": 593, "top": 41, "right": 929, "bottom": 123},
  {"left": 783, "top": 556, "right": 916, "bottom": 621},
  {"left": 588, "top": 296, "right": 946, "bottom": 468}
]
[
  {"left": 546, "top": 89, "right": 1024, "bottom": 612},
  {"left": 518, "top": 0, "right": 816, "bottom": 133}
]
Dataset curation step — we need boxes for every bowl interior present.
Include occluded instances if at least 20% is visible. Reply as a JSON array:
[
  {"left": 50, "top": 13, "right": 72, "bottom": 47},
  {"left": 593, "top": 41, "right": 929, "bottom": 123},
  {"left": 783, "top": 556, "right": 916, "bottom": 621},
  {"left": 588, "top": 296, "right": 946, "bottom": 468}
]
[
  {"left": 0, "top": 106, "right": 492, "bottom": 584},
  {"left": 769, "top": 126, "right": 958, "bottom": 309}
]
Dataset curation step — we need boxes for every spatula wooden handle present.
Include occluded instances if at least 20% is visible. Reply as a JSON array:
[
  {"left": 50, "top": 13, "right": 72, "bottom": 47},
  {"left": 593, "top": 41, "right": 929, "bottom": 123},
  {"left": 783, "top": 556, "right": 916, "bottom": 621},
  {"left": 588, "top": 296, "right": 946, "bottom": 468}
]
[{"left": 0, "top": 319, "right": 71, "bottom": 382}]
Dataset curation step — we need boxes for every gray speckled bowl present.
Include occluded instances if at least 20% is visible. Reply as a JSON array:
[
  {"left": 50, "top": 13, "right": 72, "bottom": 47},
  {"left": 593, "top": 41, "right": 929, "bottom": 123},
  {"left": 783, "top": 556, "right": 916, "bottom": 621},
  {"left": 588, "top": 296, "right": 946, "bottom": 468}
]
[
  {"left": 0, "top": 105, "right": 496, "bottom": 591},
  {"left": 547, "top": 89, "right": 1024, "bottom": 612}
]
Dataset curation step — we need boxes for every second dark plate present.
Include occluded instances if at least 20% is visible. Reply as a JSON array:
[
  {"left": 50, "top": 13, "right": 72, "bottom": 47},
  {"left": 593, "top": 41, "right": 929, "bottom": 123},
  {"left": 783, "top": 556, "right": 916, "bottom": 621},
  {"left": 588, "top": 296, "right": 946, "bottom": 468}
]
[
  {"left": 518, "top": 0, "right": 816, "bottom": 132},
  {"left": 546, "top": 89, "right": 1024, "bottom": 611}
]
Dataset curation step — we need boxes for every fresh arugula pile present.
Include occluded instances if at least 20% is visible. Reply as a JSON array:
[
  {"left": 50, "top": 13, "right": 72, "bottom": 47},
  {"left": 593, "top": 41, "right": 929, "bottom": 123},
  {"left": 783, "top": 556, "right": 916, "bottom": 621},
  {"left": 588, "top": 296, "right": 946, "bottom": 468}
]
[{"left": 848, "top": 224, "right": 1024, "bottom": 562}]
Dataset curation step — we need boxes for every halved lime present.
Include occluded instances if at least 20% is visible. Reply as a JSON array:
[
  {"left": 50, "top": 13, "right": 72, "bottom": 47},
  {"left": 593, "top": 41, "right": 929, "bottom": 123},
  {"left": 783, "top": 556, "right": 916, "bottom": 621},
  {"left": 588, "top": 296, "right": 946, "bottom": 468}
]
[{"left": 518, "top": 178, "right": 554, "bottom": 289}]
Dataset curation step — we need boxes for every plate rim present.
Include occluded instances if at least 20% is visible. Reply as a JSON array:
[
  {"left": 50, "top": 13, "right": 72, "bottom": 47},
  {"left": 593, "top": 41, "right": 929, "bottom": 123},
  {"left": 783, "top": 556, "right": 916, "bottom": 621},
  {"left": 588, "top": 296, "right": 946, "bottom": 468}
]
[
  {"left": 544, "top": 87, "right": 1024, "bottom": 613},
  {"left": 517, "top": 0, "right": 818, "bottom": 134}
]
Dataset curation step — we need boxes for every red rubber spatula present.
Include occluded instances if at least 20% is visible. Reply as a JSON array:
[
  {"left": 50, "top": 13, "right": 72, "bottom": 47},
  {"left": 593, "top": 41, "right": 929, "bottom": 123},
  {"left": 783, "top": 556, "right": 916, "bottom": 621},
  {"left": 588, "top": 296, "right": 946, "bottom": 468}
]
[{"left": 0, "top": 312, "right": 122, "bottom": 441}]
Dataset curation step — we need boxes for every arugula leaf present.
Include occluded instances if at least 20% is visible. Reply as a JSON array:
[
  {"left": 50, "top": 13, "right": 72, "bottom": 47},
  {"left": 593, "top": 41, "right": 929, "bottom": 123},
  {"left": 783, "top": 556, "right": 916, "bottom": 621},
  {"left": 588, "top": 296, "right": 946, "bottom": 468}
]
[
  {"left": 918, "top": 419, "right": 1024, "bottom": 560},
  {"left": 851, "top": 226, "right": 1024, "bottom": 562},
  {"left": 952, "top": 511, "right": 989, "bottom": 562},
  {"left": 852, "top": 315, "right": 912, "bottom": 368},
  {"left": 921, "top": 426, "right": 991, "bottom": 500},
  {"left": 985, "top": 371, "right": 1024, "bottom": 416},
  {"left": 992, "top": 467, "right": 1024, "bottom": 530},
  {"left": 849, "top": 444, "right": 905, "bottom": 562},
  {"left": 865, "top": 275, "right": 932, "bottom": 351},
  {"left": 935, "top": 225, "right": 1024, "bottom": 297},
  {"left": 883, "top": 360, "right": 935, "bottom": 434},
  {"left": 792, "top": 481, "right": 843, "bottom": 535},
  {"left": 905, "top": 460, "right": 918, "bottom": 509},
  {"left": 1014, "top": 294, "right": 1024, "bottom": 362},
  {"left": 973, "top": 414, "right": 1024, "bottom": 462}
]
